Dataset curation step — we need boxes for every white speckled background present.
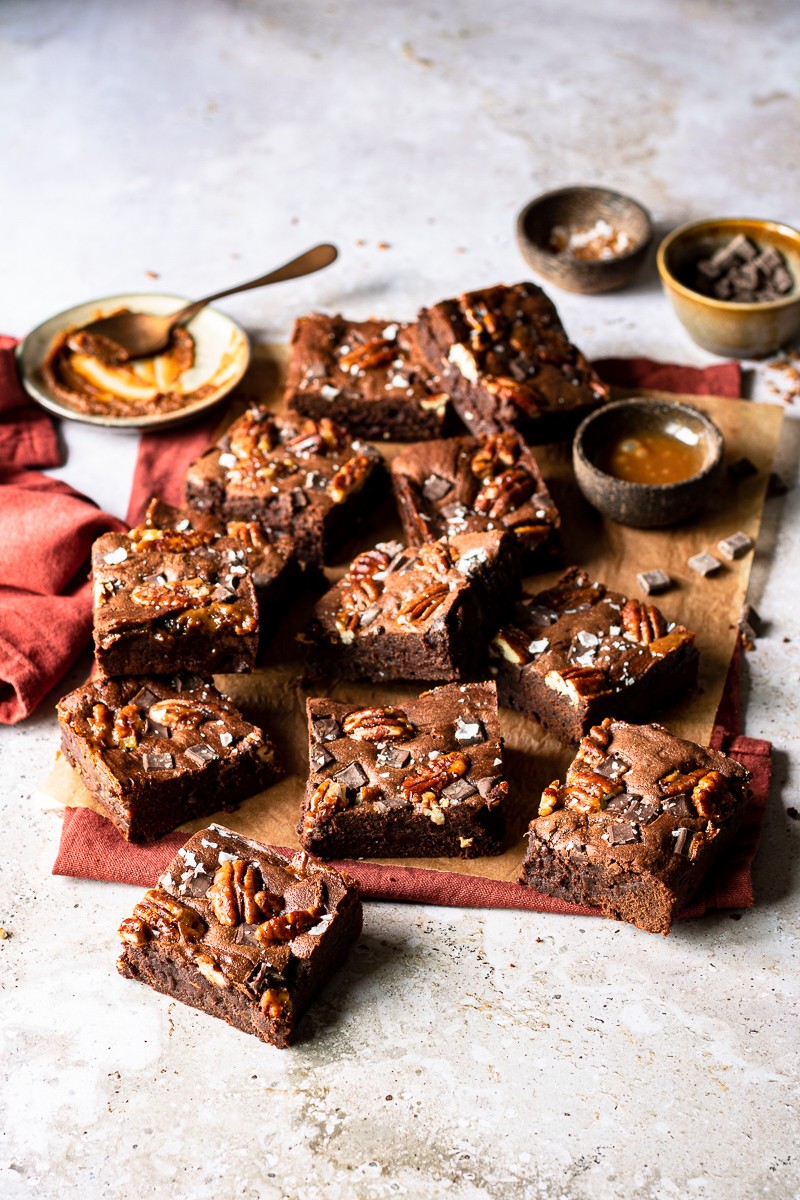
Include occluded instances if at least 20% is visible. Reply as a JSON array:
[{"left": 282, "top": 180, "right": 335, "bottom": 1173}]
[{"left": 1, "top": 2, "right": 798, "bottom": 1197}]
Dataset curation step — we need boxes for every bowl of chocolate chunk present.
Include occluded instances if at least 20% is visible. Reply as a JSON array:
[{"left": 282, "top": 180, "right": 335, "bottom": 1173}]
[
  {"left": 573, "top": 397, "right": 724, "bottom": 527},
  {"left": 657, "top": 217, "right": 800, "bottom": 357},
  {"left": 516, "top": 186, "right": 653, "bottom": 294}
]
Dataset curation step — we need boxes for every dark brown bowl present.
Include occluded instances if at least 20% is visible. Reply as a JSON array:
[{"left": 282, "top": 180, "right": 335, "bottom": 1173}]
[
  {"left": 573, "top": 398, "right": 724, "bottom": 527},
  {"left": 516, "top": 186, "right": 653, "bottom": 294}
]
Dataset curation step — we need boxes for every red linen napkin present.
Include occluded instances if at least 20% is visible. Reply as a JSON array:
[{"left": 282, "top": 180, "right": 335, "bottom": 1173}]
[
  {"left": 0, "top": 336, "right": 61, "bottom": 469},
  {"left": 0, "top": 471, "right": 125, "bottom": 722},
  {"left": 52, "top": 354, "right": 769, "bottom": 917}
]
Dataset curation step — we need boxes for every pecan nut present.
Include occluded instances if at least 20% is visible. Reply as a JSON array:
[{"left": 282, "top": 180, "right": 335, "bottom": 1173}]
[
  {"left": 560, "top": 766, "right": 625, "bottom": 814},
  {"left": 335, "top": 548, "right": 390, "bottom": 636},
  {"left": 691, "top": 770, "right": 734, "bottom": 820},
  {"left": 342, "top": 706, "right": 415, "bottom": 742},
  {"left": 339, "top": 337, "right": 396, "bottom": 374},
  {"left": 306, "top": 779, "right": 350, "bottom": 827},
  {"left": 123, "top": 888, "right": 206, "bottom": 944},
  {"left": 473, "top": 467, "right": 535, "bottom": 519},
  {"left": 648, "top": 628, "right": 695, "bottom": 659},
  {"left": 483, "top": 375, "right": 543, "bottom": 418},
  {"left": 621, "top": 599, "right": 667, "bottom": 646},
  {"left": 260, "top": 986, "right": 292, "bottom": 1018},
  {"left": 255, "top": 906, "right": 324, "bottom": 946},
  {"left": 226, "top": 520, "right": 270, "bottom": 551},
  {"left": 227, "top": 410, "right": 276, "bottom": 460},
  {"left": 402, "top": 751, "right": 470, "bottom": 805},
  {"left": 113, "top": 703, "right": 144, "bottom": 751},
  {"left": 469, "top": 432, "right": 520, "bottom": 481},
  {"left": 129, "top": 576, "right": 213, "bottom": 613},
  {"left": 544, "top": 665, "right": 610, "bottom": 703},
  {"left": 147, "top": 698, "right": 215, "bottom": 729},
  {"left": 328, "top": 453, "right": 374, "bottom": 504},
  {"left": 207, "top": 858, "right": 282, "bottom": 927},
  {"left": 397, "top": 582, "right": 450, "bottom": 625},
  {"left": 491, "top": 626, "right": 534, "bottom": 665},
  {"left": 416, "top": 541, "right": 453, "bottom": 577},
  {"left": 285, "top": 417, "right": 344, "bottom": 456}
]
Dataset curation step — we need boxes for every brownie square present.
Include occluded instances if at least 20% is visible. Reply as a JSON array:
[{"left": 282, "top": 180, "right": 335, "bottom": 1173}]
[
  {"left": 57, "top": 675, "right": 281, "bottom": 842},
  {"left": 410, "top": 281, "right": 609, "bottom": 443},
  {"left": 116, "top": 824, "right": 362, "bottom": 1046},
  {"left": 519, "top": 718, "right": 751, "bottom": 934},
  {"left": 138, "top": 497, "right": 301, "bottom": 635},
  {"left": 184, "top": 408, "right": 385, "bottom": 566},
  {"left": 307, "top": 531, "right": 521, "bottom": 682},
  {"left": 391, "top": 431, "right": 560, "bottom": 568},
  {"left": 92, "top": 527, "right": 259, "bottom": 677},
  {"left": 284, "top": 314, "right": 452, "bottom": 441},
  {"left": 299, "top": 682, "right": 508, "bottom": 859},
  {"left": 489, "top": 567, "right": 699, "bottom": 744}
]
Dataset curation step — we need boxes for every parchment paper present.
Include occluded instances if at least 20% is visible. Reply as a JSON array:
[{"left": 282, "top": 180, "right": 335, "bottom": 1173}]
[{"left": 45, "top": 345, "right": 784, "bottom": 886}]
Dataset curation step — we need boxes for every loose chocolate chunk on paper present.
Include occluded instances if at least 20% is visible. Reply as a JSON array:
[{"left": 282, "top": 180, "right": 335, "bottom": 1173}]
[
  {"left": 718, "top": 531, "right": 753, "bottom": 561},
  {"left": 688, "top": 551, "right": 722, "bottom": 577},
  {"left": 728, "top": 457, "right": 758, "bottom": 484},
  {"left": 312, "top": 716, "right": 342, "bottom": 743},
  {"left": 142, "top": 751, "right": 175, "bottom": 773},
  {"left": 185, "top": 743, "right": 218, "bottom": 765},
  {"left": 333, "top": 761, "right": 369, "bottom": 789},
  {"left": 441, "top": 778, "right": 478, "bottom": 802},
  {"left": 636, "top": 568, "right": 671, "bottom": 596}
]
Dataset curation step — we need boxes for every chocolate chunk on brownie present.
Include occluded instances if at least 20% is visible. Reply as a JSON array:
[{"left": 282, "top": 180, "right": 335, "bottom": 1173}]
[
  {"left": 116, "top": 824, "right": 362, "bottom": 1046},
  {"left": 138, "top": 497, "right": 301, "bottom": 636},
  {"left": 391, "top": 430, "right": 560, "bottom": 568},
  {"left": 307, "top": 530, "right": 520, "bottom": 682},
  {"left": 299, "top": 682, "right": 508, "bottom": 859},
  {"left": 184, "top": 408, "right": 385, "bottom": 566},
  {"left": 284, "top": 314, "right": 452, "bottom": 441},
  {"left": 519, "top": 718, "right": 751, "bottom": 934},
  {"left": 92, "top": 525, "right": 259, "bottom": 677},
  {"left": 490, "top": 567, "right": 699, "bottom": 744},
  {"left": 57, "top": 676, "right": 281, "bottom": 842},
  {"left": 409, "top": 281, "right": 609, "bottom": 443}
]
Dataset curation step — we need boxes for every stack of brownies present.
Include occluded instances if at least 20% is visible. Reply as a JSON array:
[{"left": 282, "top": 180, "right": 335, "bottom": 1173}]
[{"left": 56, "top": 281, "right": 752, "bottom": 1045}]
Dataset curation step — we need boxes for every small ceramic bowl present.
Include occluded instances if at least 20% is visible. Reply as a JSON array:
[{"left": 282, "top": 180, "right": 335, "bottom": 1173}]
[
  {"left": 657, "top": 217, "right": 800, "bottom": 357},
  {"left": 516, "top": 186, "right": 653, "bottom": 294},
  {"left": 573, "top": 397, "right": 724, "bottom": 528}
]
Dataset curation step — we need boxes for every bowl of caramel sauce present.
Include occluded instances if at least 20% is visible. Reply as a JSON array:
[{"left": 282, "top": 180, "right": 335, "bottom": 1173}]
[{"left": 573, "top": 398, "right": 724, "bottom": 527}]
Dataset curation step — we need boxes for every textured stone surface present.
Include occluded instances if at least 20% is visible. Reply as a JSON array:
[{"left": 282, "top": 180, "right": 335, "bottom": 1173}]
[{"left": 1, "top": 2, "right": 798, "bottom": 1197}]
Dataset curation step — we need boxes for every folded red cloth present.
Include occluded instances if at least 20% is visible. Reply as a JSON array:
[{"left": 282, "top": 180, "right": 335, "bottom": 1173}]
[
  {"left": 51, "top": 733, "right": 770, "bottom": 917},
  {"left": 0, "top": 471, "right": 125, "bottom": 723},
  {"left": 593, "top": 356, "right": 741, "bottom": 397},
  {"left": 126, "top": 410, "right": 221, "bottom": 526},
  {"left": 0, "top": 336, "right": 61, "bottom": 470}
]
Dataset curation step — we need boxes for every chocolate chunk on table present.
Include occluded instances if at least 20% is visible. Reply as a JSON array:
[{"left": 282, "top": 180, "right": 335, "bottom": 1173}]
[
  {"left": 57, "top": 676, "right": 281, "bottom": 842},
  {"left": 687, "top": 551, "right": 722, "bottom": 577},
  {"left": 306, "top": 530, "right": 521, "bottom": 682},
  {"left": 284, "top": 314, "right": 452, "bottom": 441},
  {"left": 92, "top": 526, "right": 259, "bottom": 677},
  {"left": 519, "top": 718, "right": 751, "bottom": 934},
  {"left": 408, "top": 281, "right": 609, "bottom": 443},
  {"left": 138, "top": 497, "right": 301, "bottom": 640},
  {"left": 184, "top": 408, "right": 385, "bottom": 567},
  {"left": 636, "top": 568, "right": 672, "bottom": 596},
  {"left": 391, "top": 430, "right": 560, "bottom": 568},
  {"left": 299, "top": 682, "right": 508, "bottom": 859},
  {"left": 489, "top": 566, "right": 699, "bottom": 744},
  {"left": 717, "top": 531, "right": 753, "bottom": 561},
  {"left": 116, "top": 824, "right": 362, "bottom": 1047}
]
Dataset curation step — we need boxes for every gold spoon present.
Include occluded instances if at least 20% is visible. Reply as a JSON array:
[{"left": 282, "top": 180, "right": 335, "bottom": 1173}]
[{"left": 69, "top": 242, "right": 338, "bottom": 360}]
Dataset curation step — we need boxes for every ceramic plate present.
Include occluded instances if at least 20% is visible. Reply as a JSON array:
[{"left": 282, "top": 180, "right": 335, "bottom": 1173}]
[{"left": 16, "top": 292, "right": 251, "bottom": 431}]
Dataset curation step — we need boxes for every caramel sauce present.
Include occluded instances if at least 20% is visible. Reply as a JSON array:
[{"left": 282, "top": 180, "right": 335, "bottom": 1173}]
[{"left": 596, "top": 430, "right": 706, "bottom": 485}]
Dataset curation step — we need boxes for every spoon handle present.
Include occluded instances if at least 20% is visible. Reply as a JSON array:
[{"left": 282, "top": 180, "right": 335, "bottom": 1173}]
[{"left": 170, "top": 243, "right": 338, "bottom": 327}]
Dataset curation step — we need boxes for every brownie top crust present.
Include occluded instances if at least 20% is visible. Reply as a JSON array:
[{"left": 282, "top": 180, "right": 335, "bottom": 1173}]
[
  {"left": 285, "top": 314, "right": 446, "bottom": 414},
  {"left": 529, "top": 717, "right": 751, "bottom": 876},
  {"left": 313, "top": 530, "right": 512, "bottom": 647},
  {"left": 413, "top": 281, "right": 608, "bottom": 420},
  {"left": 391, "top": 430, "right": 560, "bottom": 553},
  {"left": 139, "top": 497, "right": 294, "bottom": 590},
  {"left": 92, "top": 528, "right": 258, "bottom": 648},
  {"left": 57, "top": 674, "right": 276, "bottom": 782},
  {"left": 119, "top": 824, "right": 358, "bottom": 993},
  {"left": 490, "top": 566, "right": 696, "bottom": 702},
  {"left": 303, "top": 682, "right": 507, "bottom": 835},
  {"left": 185, "top": 407, "right": 382, "bottom": 511}
]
